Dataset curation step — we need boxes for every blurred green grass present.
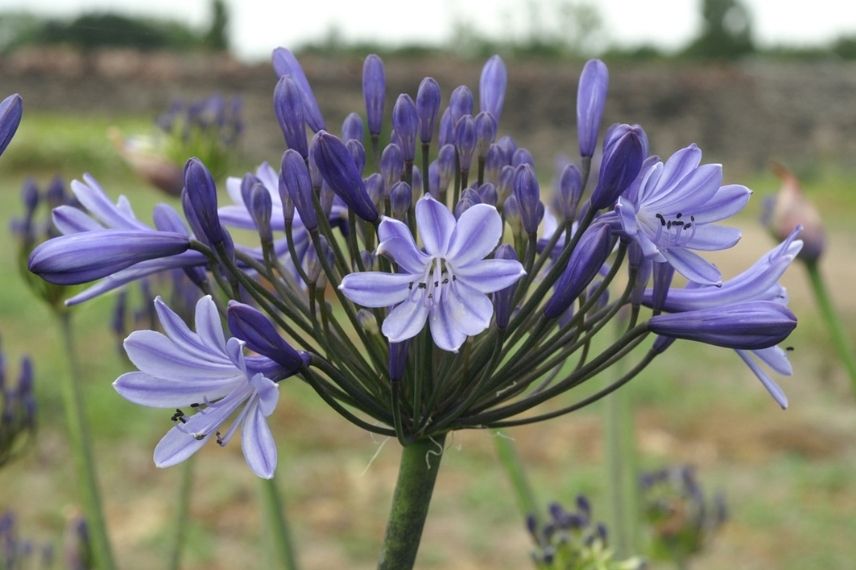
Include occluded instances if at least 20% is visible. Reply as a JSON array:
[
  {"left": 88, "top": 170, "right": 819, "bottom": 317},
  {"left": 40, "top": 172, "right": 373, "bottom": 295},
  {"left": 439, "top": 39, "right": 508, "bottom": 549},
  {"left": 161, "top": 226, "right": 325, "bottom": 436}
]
[{"left": 0, "top": 112, "right": 855, "bottom": 569}]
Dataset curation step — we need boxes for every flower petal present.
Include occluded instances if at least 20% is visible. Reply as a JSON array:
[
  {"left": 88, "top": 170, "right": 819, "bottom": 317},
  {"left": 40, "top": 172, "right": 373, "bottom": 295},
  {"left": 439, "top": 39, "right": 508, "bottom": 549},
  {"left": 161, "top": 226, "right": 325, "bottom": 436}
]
[
  {"left": 113, "top": 371, "right": 235, "bottom": 408},
  {"left": 124, "top": 330, "right": 238, "bottom": 379},
  {"left": 71, "top": 176, "right": 149, "bottom": 230},
  {"left": 753, "top": 346, "right": 793, "bottom": 376},
  {"left": 415, "top": 196, "right": 455, "bottom": 256},
  {"left": 153, "top": 425, "right": 209, "bottom": 468},
  {"left": 444, "top": 281, "right": 493, "bottom": 336},
  {"left": 692, "top": 184, "right": 751, "bottom": 224},
  {"left": 736, "top": 349, "right": 788, "bottom": 409},
  {"left": 340, "top": 272, "right": 416, "bottom": 308},
  {"left": 453, "top": 259, "right": 526, "bottom": 293},
  {"left": 382, "top": 292, "right": 429, "bottom": 342},
  {"left": 660, "top": 247, "right": 721, "bottom": 286},
  {"left": 682, "top": 224, "right": 741, "bottom": 251},
  {"left": 250, "top": 373, "right": 280, "bottom": 416},
  {"left": 428, "top": 295, "right": 468, "bottom": 352},
  {"left": 194, "top": 296, "right": 227, "bottom": 352},
  {"left": 446, "top": 203, "right": 502, "bottom": 265},
  {"left": 241, "top": 401, "right": 278, "bottom": 479}
]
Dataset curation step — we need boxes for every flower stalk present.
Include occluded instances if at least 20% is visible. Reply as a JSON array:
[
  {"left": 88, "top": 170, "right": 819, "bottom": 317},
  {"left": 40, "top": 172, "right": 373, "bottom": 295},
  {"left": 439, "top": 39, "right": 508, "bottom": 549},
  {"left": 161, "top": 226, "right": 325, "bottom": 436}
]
[{"left": 260, "top": 476, "right": 300, "bottom": 570}]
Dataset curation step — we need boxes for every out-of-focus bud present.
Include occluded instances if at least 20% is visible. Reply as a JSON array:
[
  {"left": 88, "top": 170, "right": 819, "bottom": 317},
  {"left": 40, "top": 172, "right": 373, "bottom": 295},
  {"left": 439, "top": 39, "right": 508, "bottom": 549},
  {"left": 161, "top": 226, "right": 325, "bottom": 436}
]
[
  {"left": 356, "top": 309, "right": 379, "bottom": 336},
  {"left": 512, "top": 147, "right": 535, "bottom": 167},
  {"left": 590, "top": 124, "right": 645, "bottom": 211},
  {"left": 346, "top": 139, "right": 366, "bottom": 173},
  {"left": 272, "top": 47, "right": 324, "bottom": 132},
  {"left": 455, "top": 114, "right": 477, "bottom": 176},
  {"left": 365, "top": 173, "right": 384, "bottom": 210},
  {"left": 302, "top": 235, "right": 333, "bottom": 288},
  {"left": 362, "top": 54, "right": 386, "bottom": 137},
  {"left": 416, "top": 77, "right": 441, "bottom": 144},
  {"left": 577, "top": 59, "right": 609, "bottom": 158},
  {"left": 449, "top": 85, "right": 473, "bottom": 125},
  {"left": 428, "top": 162, "right": 441, "bottom": 198},
  {"left": 389, "top": 181, "right": 412, "bottom": 219},
  {"left": 474, "top": 112, "right": 497, "bottom": 160},
  {"left": 0, "top": 93, "right": 23, "bottom": 157},
  {"left": 273, "top": 75, "right": 308, "bottom": 159},
  {"left": 555, "top": 163, "right": 583, "bottom": 223},
  {"left": 484, "top": 144, "right": 507, "bottom": 185},
  {"left": 479, "top": 55, "right": 507, "bottom": 123},
  {"left": 766, "top": 162, "right": 825, "bottom": 263},
  {"left": 438, "top": 108, "right": 454, "bottom": 147},
  {"left": 496, "top": 135, "right": 517, "bottom": 161},
  {"left": 342, "top": 112, "right": 364, "bottom": 143},
  {"left": 381, "top": 143, "right": 404, "bottom": 193},
  {"left": 503, "top": 194, "right": 522, "bottom": 236},
  {"left": 411, "top": 166, "right": 422, "bottom": 198},
  {"left": 454, "top": 187, "right": 482, "bottom": 218},
  {"left": 512, "top": 164, "right": 544, "bottom": 235},
  {"left": 478, "top": 182, "right": 497, "bottom": 206},
  {"left": 497, "top": 165, "right": 515, "bottom": 208},
  {"left": 249, "top": 182, "right": 273, "bottom": 245},
  {"left": 392, "top": 94, "right": 419, "bottom": 161},
  {"left": 437, "top": 144, "right": 456, "bottom": 193}
]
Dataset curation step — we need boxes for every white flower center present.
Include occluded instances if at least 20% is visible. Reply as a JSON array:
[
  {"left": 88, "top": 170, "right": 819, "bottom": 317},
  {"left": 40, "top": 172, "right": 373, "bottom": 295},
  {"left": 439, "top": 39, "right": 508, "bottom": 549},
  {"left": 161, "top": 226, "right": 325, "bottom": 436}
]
[{"left": 409, "top": 257, "right": 456, "bottom": 308}]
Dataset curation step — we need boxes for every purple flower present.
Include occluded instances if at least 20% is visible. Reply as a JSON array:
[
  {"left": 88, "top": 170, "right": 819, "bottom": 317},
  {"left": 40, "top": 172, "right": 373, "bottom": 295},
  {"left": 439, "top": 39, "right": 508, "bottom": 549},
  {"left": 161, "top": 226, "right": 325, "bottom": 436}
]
[
  {"left": 0, "top": 93, "right": 23, "bottom": 157},
  {"left": 616, "top": 144, "right": 750, "bottom": 285},
  {"left": 114, "top": 296, "right": 289, "bottom": 478},
  {"left": 312, "top": 131, "right": 379, "bottom": 223},
  {"left": 339, "top": 196, "right": 525, "bottom": 352},
  {"left": 272, "top": 47, "right": 324, "bottom": 132},
  {"left": 577, "top": 59, "right": 608, "bottom": 158},
  {"left": 362, "top": 54, "right": 385, "bottom": 136},
  {"left": 590, "top": 124, "right": 645, "bottom": 211}
]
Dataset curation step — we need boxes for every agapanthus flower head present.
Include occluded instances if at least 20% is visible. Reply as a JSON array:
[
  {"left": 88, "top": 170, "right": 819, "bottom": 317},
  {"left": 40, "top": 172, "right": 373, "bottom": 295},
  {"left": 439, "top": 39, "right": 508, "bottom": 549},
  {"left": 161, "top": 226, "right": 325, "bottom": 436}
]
[
  {"left": 765, "top": 162, "right": 824, "bottom": 263},
  {"left": 0, "top": 93, "right": 23, "bottom": 157}
]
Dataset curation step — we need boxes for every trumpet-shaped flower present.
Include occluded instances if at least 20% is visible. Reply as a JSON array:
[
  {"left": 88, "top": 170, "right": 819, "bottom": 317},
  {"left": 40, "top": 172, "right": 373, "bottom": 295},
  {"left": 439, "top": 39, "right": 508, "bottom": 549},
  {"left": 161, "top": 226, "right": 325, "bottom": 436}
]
[
  {"left": 114, "top": 296, "right": 300, "bottom": 478},
  {"left": 616, "top": 144, "right": 751, "bottom": 285},
  {"left": 340, "top": 196, "right": 525, "bottom": 352}
]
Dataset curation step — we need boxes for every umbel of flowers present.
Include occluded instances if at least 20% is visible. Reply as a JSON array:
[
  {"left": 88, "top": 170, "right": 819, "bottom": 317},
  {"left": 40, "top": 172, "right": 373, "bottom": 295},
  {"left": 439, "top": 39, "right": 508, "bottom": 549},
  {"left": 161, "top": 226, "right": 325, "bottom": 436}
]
[{"left": 28, "top": 49, "right": 799, "bottom": 568}]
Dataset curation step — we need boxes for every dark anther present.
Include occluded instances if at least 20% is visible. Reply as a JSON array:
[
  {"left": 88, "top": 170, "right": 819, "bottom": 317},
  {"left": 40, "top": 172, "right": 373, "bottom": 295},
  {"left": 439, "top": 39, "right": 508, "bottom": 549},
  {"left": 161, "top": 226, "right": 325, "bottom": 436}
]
[
  {"left": 676, "top": 213, "right": 682, "bottom": 219},
  {"left": 193, "top": 433, "right": 205, "bottom": 441},
  {"left": 171, "top": 409, "right": 185, "bottom": 423},
  {"left": 655, "top": 213, "right": 666, "bottom": 226},
  {"left": 216, "top": 431, "right": 224, "bottom": 445},
  {"left": 786, "top": 346, "right": 794, "bottom": 352},
  {"left": 190, "top": 403, "right": 200, "bottom": 408}
]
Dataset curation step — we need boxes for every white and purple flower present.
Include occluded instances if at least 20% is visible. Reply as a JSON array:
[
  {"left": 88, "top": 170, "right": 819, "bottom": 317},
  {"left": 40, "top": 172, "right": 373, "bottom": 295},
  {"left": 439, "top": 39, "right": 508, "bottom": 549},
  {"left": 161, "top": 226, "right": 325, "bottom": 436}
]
[{"left": 340, "top": 195, "right": 525, "bottom": 352}]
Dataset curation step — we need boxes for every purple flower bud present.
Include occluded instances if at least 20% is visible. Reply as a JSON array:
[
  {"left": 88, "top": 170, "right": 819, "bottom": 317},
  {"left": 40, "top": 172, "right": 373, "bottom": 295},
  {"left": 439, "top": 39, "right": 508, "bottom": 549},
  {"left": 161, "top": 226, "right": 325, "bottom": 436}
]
[
  {"left": 416, "top": 77, "right": 441, "bottom": 144},
  {"left": 356, "top": 309, "right": 379, "bottom": 335},
  {"left": 438, "top": 108, "right": 454, "bottom": 147},
  {"left": 365, "top": 173, "right": 384, "bottom": 209},
  {"left": 389, "top": 181, "right": 412, "bottom": 219},
  {"left": 497, "top": 164, "right": 515, "bottom": 207},
  {"left": 479, "top": 55, "right": 507, "bottom": 122},
  {"left": 272, "top": 48, "right": 324, "bottom": 132},
  {"left": 484, "top": 144, "right": 507, "bottom": 184},
  {"left": 346, "top": 139, "right": 366, "bottom": 173},
  {"left": 362, "top": 54, "right": 386, "bottom": 136},
  {"left": 280, "top": 149, "right": 317, "bottom": 231},
  {"left": 590, "top": 124, "right": 645, "bottom": 211},
  {"left": 649, "top": 301, "right": 797, "bottom": 350},
  {"left": 604, "top": 122, "right": 649, "bottom": 157},
  {"left": 183, "top": 158, "right": 228, "bottom": 247},
  {"left": 411, "top": 166, "right": 422, "bottom": 198},
  {"left": 474, "top": 112, "right": 497, "bottom": 159},
  {"left": 478, "top": 182, "right": 497, "bottom": 206},
  {"left": 544, "top": 222, "right": 615, "bottom": 318},
  {"left": 342, "top": 112, "right": 363, "bottom": 143},
  {"left": 303, "top": 235, "right": 333, "bottom": 286},
  {"left": 428, "top": 161, "right": 441, "bottom": 198},
  {"left": 307, "top": 143, "right": 323, "bottom": 189},
  {"left": 389, "top": 341, "right": 410, "bottom": 382},
  {"left": 21, "top": 178, "right": 39, "bottom": 215},
  {"left": 577, "top": 59, "right": 609, "bottom": 157},
  {"left": 651, "top": 261, "right": 674, "bottom": 312},
  {"left": 454, "top": 187, "right": 482, "bottom": 218},
  {"left": 512, "top": 164, "right": 544, "bottom": 235},
  {"left": 437, "top": 144, "right": 457, "bottom": 192},
  {"left": 392, "top": 94, "right": 419, "bottom": 161},
  {"left": 503, "top": 194, "right": 522, "bottom": 235},
  {"left": 496, "top": 135, "right": 517, "bottom": 160},
  {"left": 449, "top": 85, "right": 473, "bottom": 125},
  {"left": 0, "top": 93, "right": 23, "bottom": 157},
  {"left": 228, "top": 300, "right": 309, "bottom": 373},
  {"left": 319, "top": 183, "right": 335, "bottom": 218},
  {"left": 28, "top": 230, "right": 189, "bottom": 285},
  {"left": 112, "top": 289, "right": 128, "bottom": 340},
  {"left": 273, "top": 75, "right": 308, "bottom": 159},
  {"left": 381, "top": 143, "right": 404, "bottom": 192},
  {"left": 250, "top": 181, "right": 273, "bottom": 244},
  {"left": 312, "top": 131, "right": 379, "bottom": 222},
  {"left": 45, "top": 176, "right": 66, "bottom": 209},
  {"left": 512, "top": 147, "right": 535, "bottom": 167},
  {"left": 555, "top": 164, "right": 583, "bottom": 223},
  {"left": 493, "top": 245, "right": 519, "bottom": 330},
  {"left": 455, "top": 114, "right": 476, "bottom": 175}
]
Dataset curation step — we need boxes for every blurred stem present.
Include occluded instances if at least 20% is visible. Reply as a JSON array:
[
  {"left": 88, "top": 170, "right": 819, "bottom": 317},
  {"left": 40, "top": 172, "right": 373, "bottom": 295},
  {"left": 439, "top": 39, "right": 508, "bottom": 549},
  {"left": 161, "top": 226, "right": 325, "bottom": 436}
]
[
  {"left": 493, "top": 432, "right": 540, "bottom": 526},
  {"left": 260, "top": 476, "right": 299, "bottom": 570},
  {"left": 56, "top": 312, "right": 117, "bottom": 570},
  {"left": 805, "top": 260, "right": 856, "bottom": 395},
  {"left": 378, "top": 435, "right": 446, "bottom": 570},
  {"left": 603, "top": 335, "right": 639, "bottom": 559},
  {"left": 168, "top": 459, "right": 194, "bottom": 570}
]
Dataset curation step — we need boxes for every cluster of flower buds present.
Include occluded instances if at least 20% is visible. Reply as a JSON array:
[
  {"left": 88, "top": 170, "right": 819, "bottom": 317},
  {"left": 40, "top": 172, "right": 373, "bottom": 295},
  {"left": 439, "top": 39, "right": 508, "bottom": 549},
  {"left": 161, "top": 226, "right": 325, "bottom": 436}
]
[
  {"left": 112, "top": 94, "right": 243, "bottom": 196},
  {"left": 28, "top": 48, "right": 800, "bottom": 478},
  {"left": 0, "top": 338, "right": 35, "bottom": 469},
  {"left": 0, "top": 511, "right": 91, "bottom": 570},
  {"left": 527, "top": 496, "right": 646, "bottom": 569},
  {"left": 639, "top": 465, "right": 726, "bottom": 566}
]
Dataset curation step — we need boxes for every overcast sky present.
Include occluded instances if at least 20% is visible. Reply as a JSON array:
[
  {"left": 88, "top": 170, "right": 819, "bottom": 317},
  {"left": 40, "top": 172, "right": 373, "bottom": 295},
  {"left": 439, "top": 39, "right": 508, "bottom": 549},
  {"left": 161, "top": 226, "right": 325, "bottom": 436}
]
[{"left": 1, "top": 0, "right": 854, "bottom": 60}]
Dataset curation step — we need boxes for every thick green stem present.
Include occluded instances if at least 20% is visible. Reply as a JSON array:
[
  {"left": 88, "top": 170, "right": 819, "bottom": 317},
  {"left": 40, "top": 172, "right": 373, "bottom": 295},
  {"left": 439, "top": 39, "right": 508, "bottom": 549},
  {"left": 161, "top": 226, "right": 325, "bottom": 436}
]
[
  {"left": 56, "top": 312, "right": 117, "bottom": 570},
  {"left": 378, "top": 435, "right": 447, "bottom": 570},
  {"left": 805, "top": 261, "right": 856, "bottom": 394},
  {"left": 168, "top": 459, "right": 194, "bottom": 570},
  {"left": 493, "top": 432, "right": 540, "bottom": 525},
  {"left": 260, "top": 476, "right": 299, "bottom": 570}
]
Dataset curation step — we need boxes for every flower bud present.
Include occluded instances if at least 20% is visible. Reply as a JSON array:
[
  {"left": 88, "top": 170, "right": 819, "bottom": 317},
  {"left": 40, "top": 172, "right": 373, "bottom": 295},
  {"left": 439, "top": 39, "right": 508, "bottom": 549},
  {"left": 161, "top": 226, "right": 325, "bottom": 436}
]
[
  {"left": 390, "top": 181, "right": 412, "bottom": 219},
  {"left": 544, "top": 222, "right": 615, "bottom": 318},
  {"left": 497, "top": 165, "right": 515, "bottom": 207},
  {"left": 0, "top": 93, "right": 23, "bottom": 157},
  {"left": 362, "top": 54, "right": 385, "bottom": 136},
  {"left": 364, "top": 173, "right": 384, "bottom": 210},
  {"left": 512, "top": 164, "right": 544, "bottom": 235},
  {"left": 272, "top": 47, "right": 324, "bottom": 132},
  {"left": 279, "top": 150, "right": 315, "bottom": 232},
  {"left": 474, "top": 111, "right": 497, "bottom": 159},
  {"left": 590, "top": 124, "right": 645, "bottom": 211},
  {"left": 311, "top": 131, "right": 379, "bottom": 222},
  {"left": 512, "top": 147, "right": 535, "bottom": 167},
  {"left": 411, "top": 166, "right": 422, "bottom": 199},
  {"left": 416, "top": 77, "right": 441, "bottom": 144},
  {"left": 392, "top": 94, "right": 419, "bottom": 161},
  {"left": 554, "top": 163, "right": 583, "bottom": 223},
  {"left": 356, "top": 309, "right": 379, "bottom": 335},
  {"left": 493, "top": 245, "right": 518, "bottom": 330},
  {"left": 303, "top": 235, "right": 332, "bottom": 287},
  {"left": 346, "top": 139, "right": 366, "bottom": 173},
  {"left": 438, "top": 108, "right": 454, "bottom": 147},
  {"left": 479, "top": 55, "right": 507, "bottom": 123},
  {"left": 766, "top": 162, "right": 825, "bottom": 263},
  {"left": 496, "top": 135, "right": 517, "bottom": 161},
  {"left": 183, "top": 157, "right": 228, "bottom": 247},
  {"left": 503, "top": 194, "right": 522, "bottom": 236},
  {"left": 449, "top": 85, "right": 473, "bottom": 125},
  {"left": 273, "top": 75, "right": 308, "bottom": 159},
  {"left": 381, "top": 143, "right": 404, "bottom": 193},
  {"left": 455, "top": 114, "right": 476, "bottom": 176},
  {"left": 228, "top": 300, "right": 308, "bottom": 372},
  {"left": 342, "top": 112, "right": 363, "bottom": 143},
  {"left": 428, "top": 161, "right": 441, "bottom": 198},
  {"left": 249, "top": 181, "right": 273, "bottom": 245},
  {"left": 388, "top": 341, "right": 410, "bottom": 382},
  {"left": 454, "top": 187, "right": 481, "bottom": 218},
  {"left": 577, "top": 59, "right": 608, "bottom": 158},
  {"left": 478, "top": 182, "right": 497, "bottom": 206},
  {"left": 484, "top": 144, "right": 507, "bottom": 184},
  {"left": 651, "top": 261, "right": 674, "bottom": 313},
  {"left": 437, "top": 144, "right": 456, "bottom": 192}
]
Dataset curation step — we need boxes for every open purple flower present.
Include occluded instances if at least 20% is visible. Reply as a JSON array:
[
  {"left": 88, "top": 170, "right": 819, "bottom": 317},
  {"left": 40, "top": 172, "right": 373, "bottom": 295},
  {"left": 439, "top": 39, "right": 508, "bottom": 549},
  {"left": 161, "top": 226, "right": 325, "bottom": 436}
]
[
  {"left": 340, "top": 196, "right": 525, "bottom": 352},
  {"left": 616, "top": 144, "right": 750, "bottom": 285},
  {"left": 114, "top": 296, "right": 294, "bottom": 478}
]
